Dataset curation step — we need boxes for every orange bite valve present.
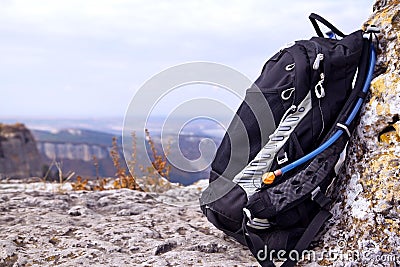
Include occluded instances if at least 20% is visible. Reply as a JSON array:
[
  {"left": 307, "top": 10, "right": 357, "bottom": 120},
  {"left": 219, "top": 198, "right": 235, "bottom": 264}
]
[{"left": 262, "top": 172, "right": 276, "bottom": 184}]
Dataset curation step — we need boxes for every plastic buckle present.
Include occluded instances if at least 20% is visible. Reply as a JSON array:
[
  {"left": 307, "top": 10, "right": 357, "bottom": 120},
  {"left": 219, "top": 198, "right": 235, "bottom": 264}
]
[
  {"left": 363, "top": 25, "right": 380, "bottom": 40},
  {"left": 311, "top": 186, "right": 331, "bottom": 208},
  {"left": 365, "top": 25, "right": 380, "bottom": 33},
  {"left": 277, "top": 152, "right": 288, "bottom": 165},
  {"left": 311, "top": 186, "right": 321, "bottom": 201}
]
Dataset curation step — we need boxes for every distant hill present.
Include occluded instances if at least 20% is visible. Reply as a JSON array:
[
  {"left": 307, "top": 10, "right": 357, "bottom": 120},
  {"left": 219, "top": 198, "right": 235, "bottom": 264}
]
[
  {"left": 32, "top": 128, "right": 120, "bottom": 179},
  {"left": 31, "top": 128, "right": 220, "bottom": 185},
  {"left": 32, "top": 128, "right": 117, "bottom": 145}
]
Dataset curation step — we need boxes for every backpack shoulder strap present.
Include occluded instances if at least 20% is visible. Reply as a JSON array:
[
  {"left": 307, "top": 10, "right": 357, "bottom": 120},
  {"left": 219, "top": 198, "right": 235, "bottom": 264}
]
[
  {"left": 243, "top": 209, "right": 332, "bottom": 267},
  {"left": 309, "top": 13, "right": 346, "bottom": 38},
  {"left": 281, "top": 210, "right": 332, "bottom": 267}
]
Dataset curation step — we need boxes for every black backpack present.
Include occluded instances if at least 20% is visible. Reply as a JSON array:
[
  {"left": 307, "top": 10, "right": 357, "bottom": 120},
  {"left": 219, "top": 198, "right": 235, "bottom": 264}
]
[{"left": 200, "top": 13, "right": 378, "bottom": 267}]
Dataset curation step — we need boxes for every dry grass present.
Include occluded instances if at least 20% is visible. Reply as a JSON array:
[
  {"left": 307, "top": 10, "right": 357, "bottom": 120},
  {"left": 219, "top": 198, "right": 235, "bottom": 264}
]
[
  {"left": 92, "top": 177, "right": 109, "bottom": 191},
  {"left": 136, "top": 129, "right": 173, "bottom": 192},
  {"left": 110, "top": 136, "right": 141, "bottom": 190},
  {"left": 142, "top": 129, "right": 171, "bottom": 180},
  {"left": 71, "top": 176, "right": 90, "bottom": 191},
  {"left": 68, "top": 129, "right": 172, "bottom": 192}
]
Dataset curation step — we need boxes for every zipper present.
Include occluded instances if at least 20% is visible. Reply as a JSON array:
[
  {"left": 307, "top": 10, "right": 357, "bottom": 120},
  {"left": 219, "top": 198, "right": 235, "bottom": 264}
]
[
  {"left": 310, "top": 41, "right": 326, "bottom": 141},
  {"left": 311, "top": 40, "right": 322, "bottom": 56},
  {"left": 204, "top": 204, "right": 241, "bottom": 223}
]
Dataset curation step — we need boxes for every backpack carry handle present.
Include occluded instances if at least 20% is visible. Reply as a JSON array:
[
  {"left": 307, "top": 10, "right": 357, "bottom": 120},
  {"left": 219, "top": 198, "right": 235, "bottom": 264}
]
[{"left": 309, "top": 13, "right": 346, "bottom": 38}]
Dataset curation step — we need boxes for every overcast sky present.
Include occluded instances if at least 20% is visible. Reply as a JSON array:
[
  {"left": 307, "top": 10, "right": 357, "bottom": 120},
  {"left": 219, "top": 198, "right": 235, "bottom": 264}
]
[{"left": 1, "top": 0, "right": 375, "bottom": 119}]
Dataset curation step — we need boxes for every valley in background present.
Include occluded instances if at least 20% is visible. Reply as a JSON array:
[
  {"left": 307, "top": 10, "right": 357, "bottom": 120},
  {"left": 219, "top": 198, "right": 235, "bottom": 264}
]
[{"left": 0, "top": 117, "right": 226, "bottom": 185}]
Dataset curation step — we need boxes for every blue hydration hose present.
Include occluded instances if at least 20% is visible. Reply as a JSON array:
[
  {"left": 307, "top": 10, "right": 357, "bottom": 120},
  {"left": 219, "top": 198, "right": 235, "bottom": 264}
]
[{"left": 278, "top": 45, "right": 376, "bottom": 176}]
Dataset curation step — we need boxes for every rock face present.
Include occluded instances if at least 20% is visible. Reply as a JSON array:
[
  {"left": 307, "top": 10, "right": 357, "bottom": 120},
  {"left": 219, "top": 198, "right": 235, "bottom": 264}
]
[
  {"left": 36, "top": 142, "right": 110, "bottom": 162},
  {"left": 312, "top": 1, "right": 400, "bottom": 266},
  {"left": 0, "top": 182, "right": 256, "bottom": 267},
  {"left": 0, "top": 124, "right": 42, "bottom": 179},
  {"left": 35, "top": 141, "right": 117, "bottom": 178}
]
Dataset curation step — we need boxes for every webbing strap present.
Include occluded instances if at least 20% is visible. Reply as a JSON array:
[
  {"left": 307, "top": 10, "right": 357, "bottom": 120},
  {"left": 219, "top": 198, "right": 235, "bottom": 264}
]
[
  {"left": 312, "top": 190, "right": 331, "bottom": 208},
  {"left": 243, "top": 209, "right": 331, "bottom": 267},
  {"left": 281, "top": 210, "right": 332, "bottom": 267},
  {"left": 243, "top": 214, "right": 276, "bottom": 267},
  {"left": 309, "top": 13, "right": 346, "bottom": 38}
]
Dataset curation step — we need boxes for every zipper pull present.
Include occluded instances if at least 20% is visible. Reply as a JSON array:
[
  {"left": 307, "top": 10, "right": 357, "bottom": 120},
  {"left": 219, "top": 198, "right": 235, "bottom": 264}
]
[
  {"left": 313, "top": 53, "right": 324, "bottom": 70},
  {"left": 281, "top": 87, "right": 295, "bottom": 100},
  {"left": 315, "top": 73, "right": 325, "bottom": 98}
]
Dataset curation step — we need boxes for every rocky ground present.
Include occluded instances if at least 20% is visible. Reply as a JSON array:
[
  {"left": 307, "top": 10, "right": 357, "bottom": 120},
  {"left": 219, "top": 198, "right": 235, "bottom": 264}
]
[{"left": 0, "top": 179, "right": 258, "bottom": 267}]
